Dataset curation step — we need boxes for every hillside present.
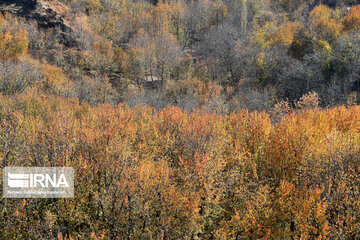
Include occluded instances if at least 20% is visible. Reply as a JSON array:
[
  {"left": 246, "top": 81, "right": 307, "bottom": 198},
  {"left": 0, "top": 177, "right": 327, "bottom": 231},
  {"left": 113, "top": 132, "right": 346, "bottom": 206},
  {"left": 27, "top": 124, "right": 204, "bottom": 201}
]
[
  {"left": 1, "top": 0, "right": 360, "bottom": 239},
  {"left": 0, "top": 0, "right": 359, "bottom": 110}
]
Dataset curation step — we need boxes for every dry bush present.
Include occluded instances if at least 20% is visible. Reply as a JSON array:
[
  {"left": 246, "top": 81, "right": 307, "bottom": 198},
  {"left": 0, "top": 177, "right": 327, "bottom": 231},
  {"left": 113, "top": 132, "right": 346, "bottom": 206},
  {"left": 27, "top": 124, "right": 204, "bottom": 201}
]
[{"left": 295, "top": 91, "right": 321, "bottom": 110}]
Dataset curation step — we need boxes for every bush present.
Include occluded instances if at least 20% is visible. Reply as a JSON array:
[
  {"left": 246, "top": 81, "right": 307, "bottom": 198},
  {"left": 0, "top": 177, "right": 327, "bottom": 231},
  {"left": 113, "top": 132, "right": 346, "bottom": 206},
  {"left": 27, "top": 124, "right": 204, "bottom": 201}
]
[
  {"left": 41, "top": 64, "right": 75, "bottom": 97},
  {"left": 0, "top": 30, "right": 29, "bottom": 60},
  {"left": 0, "top": 61, "right": 41, "bottom": 95}
]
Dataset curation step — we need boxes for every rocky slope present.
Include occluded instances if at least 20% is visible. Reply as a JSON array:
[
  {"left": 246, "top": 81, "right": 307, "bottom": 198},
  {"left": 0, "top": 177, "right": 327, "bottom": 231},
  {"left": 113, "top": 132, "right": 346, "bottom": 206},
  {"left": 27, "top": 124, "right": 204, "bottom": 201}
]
[{"left": 0, "top": 0, "right": 77, "bottom": 47}]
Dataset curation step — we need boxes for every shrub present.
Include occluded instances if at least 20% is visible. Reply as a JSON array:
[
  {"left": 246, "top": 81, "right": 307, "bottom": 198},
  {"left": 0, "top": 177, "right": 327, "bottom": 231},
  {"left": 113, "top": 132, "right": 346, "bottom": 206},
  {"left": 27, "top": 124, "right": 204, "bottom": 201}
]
[
  {"left": 0, "top": 61, "right": 41, "bottom": 95},
  {"left": 0, "top": 30, "right": 29, "bottom": 60}
]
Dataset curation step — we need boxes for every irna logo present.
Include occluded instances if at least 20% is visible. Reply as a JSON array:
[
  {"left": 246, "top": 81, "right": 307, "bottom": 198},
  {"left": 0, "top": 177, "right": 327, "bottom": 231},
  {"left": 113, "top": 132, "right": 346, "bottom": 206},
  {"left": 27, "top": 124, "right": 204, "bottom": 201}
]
[
  {"left": 7, "top": 172, "right": 69, "bottom": 188},
  {"left": 3, "top": 167, "right": 74, "bottom": 198}
]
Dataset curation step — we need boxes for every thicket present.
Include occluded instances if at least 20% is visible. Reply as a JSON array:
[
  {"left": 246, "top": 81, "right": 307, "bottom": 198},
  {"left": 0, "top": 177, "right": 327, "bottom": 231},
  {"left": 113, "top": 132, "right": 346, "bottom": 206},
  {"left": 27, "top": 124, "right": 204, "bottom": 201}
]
[{"left": 0, "top": 92, "right": 359, "bottom": 238}]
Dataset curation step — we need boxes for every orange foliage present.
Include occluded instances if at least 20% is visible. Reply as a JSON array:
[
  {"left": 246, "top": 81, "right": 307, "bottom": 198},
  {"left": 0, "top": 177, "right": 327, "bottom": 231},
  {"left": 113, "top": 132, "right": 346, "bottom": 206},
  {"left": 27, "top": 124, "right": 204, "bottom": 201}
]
[
  {"left": 342, "top": 5, "right": 360, "bottom": 31},
  {"left": 0, "top": 14, "right": 29, "bottom": 60},
  {"left": 309, "top": 5, "right": 343, "bottom": 39},
  {"left": 93, "top": 39, "right": 114, "bottom": 60},
  {"left": 1, "top": 92, "right": 360, "bottom": 238},
  {"left": 269, "top": 21, "right": 303, "bottom": 47},
  {"left": 0, "top": 30, "right": 28, "bottom": 60},
  {"left": 176, "top": 78, "right": 222, "bottom": 106}
]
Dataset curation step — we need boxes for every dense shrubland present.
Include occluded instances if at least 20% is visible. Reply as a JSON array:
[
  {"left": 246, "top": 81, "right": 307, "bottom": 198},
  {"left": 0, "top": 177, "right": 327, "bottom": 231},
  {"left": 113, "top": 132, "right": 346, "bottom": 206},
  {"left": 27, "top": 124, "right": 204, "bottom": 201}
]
[{"left": 0, "top": 92, "right": 359, "bottom": 238}]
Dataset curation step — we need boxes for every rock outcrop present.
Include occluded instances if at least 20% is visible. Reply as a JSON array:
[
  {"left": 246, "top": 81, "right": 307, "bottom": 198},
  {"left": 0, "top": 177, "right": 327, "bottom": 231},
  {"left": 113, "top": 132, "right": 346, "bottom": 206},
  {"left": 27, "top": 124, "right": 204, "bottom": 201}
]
[{"left": 0, "top": 0, "right": 78, "bottom": 47}]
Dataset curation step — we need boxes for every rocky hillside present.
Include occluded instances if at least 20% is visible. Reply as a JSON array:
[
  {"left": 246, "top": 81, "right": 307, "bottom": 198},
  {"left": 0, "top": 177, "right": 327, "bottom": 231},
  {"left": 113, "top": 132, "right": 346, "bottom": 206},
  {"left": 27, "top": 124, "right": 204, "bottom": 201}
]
[{"left": 0, "top": 0, "right": 77, "bottom": 47}]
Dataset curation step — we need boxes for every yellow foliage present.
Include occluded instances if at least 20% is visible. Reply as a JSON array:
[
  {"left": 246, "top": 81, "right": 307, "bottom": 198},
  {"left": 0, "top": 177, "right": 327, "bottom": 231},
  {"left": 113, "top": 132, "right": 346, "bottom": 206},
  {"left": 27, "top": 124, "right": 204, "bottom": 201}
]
[
  {"left": 86, "top": 0, "right": 102, "bottom": 14},
  {"left": 316, "top": 40, "right": 332, "bottom": 53},
  {"left": 151, "top": 2, "right": 176, "bottom": 34},
  {"left": 310, "top": 4, "right": 333, "bottom": 21},
  {"left": 0, "top": 14, "right": 7, "bottom": 29},
  {"left": 254, "top": 20, "right": 277, "bottom": 49},
  {"left": 0, "top": 30, "right": 29, "bottom": 60},
  {"left": 41, "top": 64, "right": 74, "bottom": 96},
  {"left": 309, "top": 5, "right": 343, "bottom": 39}
]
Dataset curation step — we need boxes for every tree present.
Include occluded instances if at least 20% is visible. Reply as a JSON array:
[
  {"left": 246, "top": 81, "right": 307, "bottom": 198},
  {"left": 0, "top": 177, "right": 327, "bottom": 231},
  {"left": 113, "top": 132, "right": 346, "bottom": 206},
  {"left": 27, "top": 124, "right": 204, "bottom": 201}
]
[
  {"left": 342, "top": 5, "right": 360, "bottom": 31},
  {"left": 309, "top": 5, "right": 343, "bottom": 41},
  {"left": 128, "top": 28, "right": 183, "bottom": 83},
  {"left": 196, "top": 23, "right": 239, "bottom": 84}
]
